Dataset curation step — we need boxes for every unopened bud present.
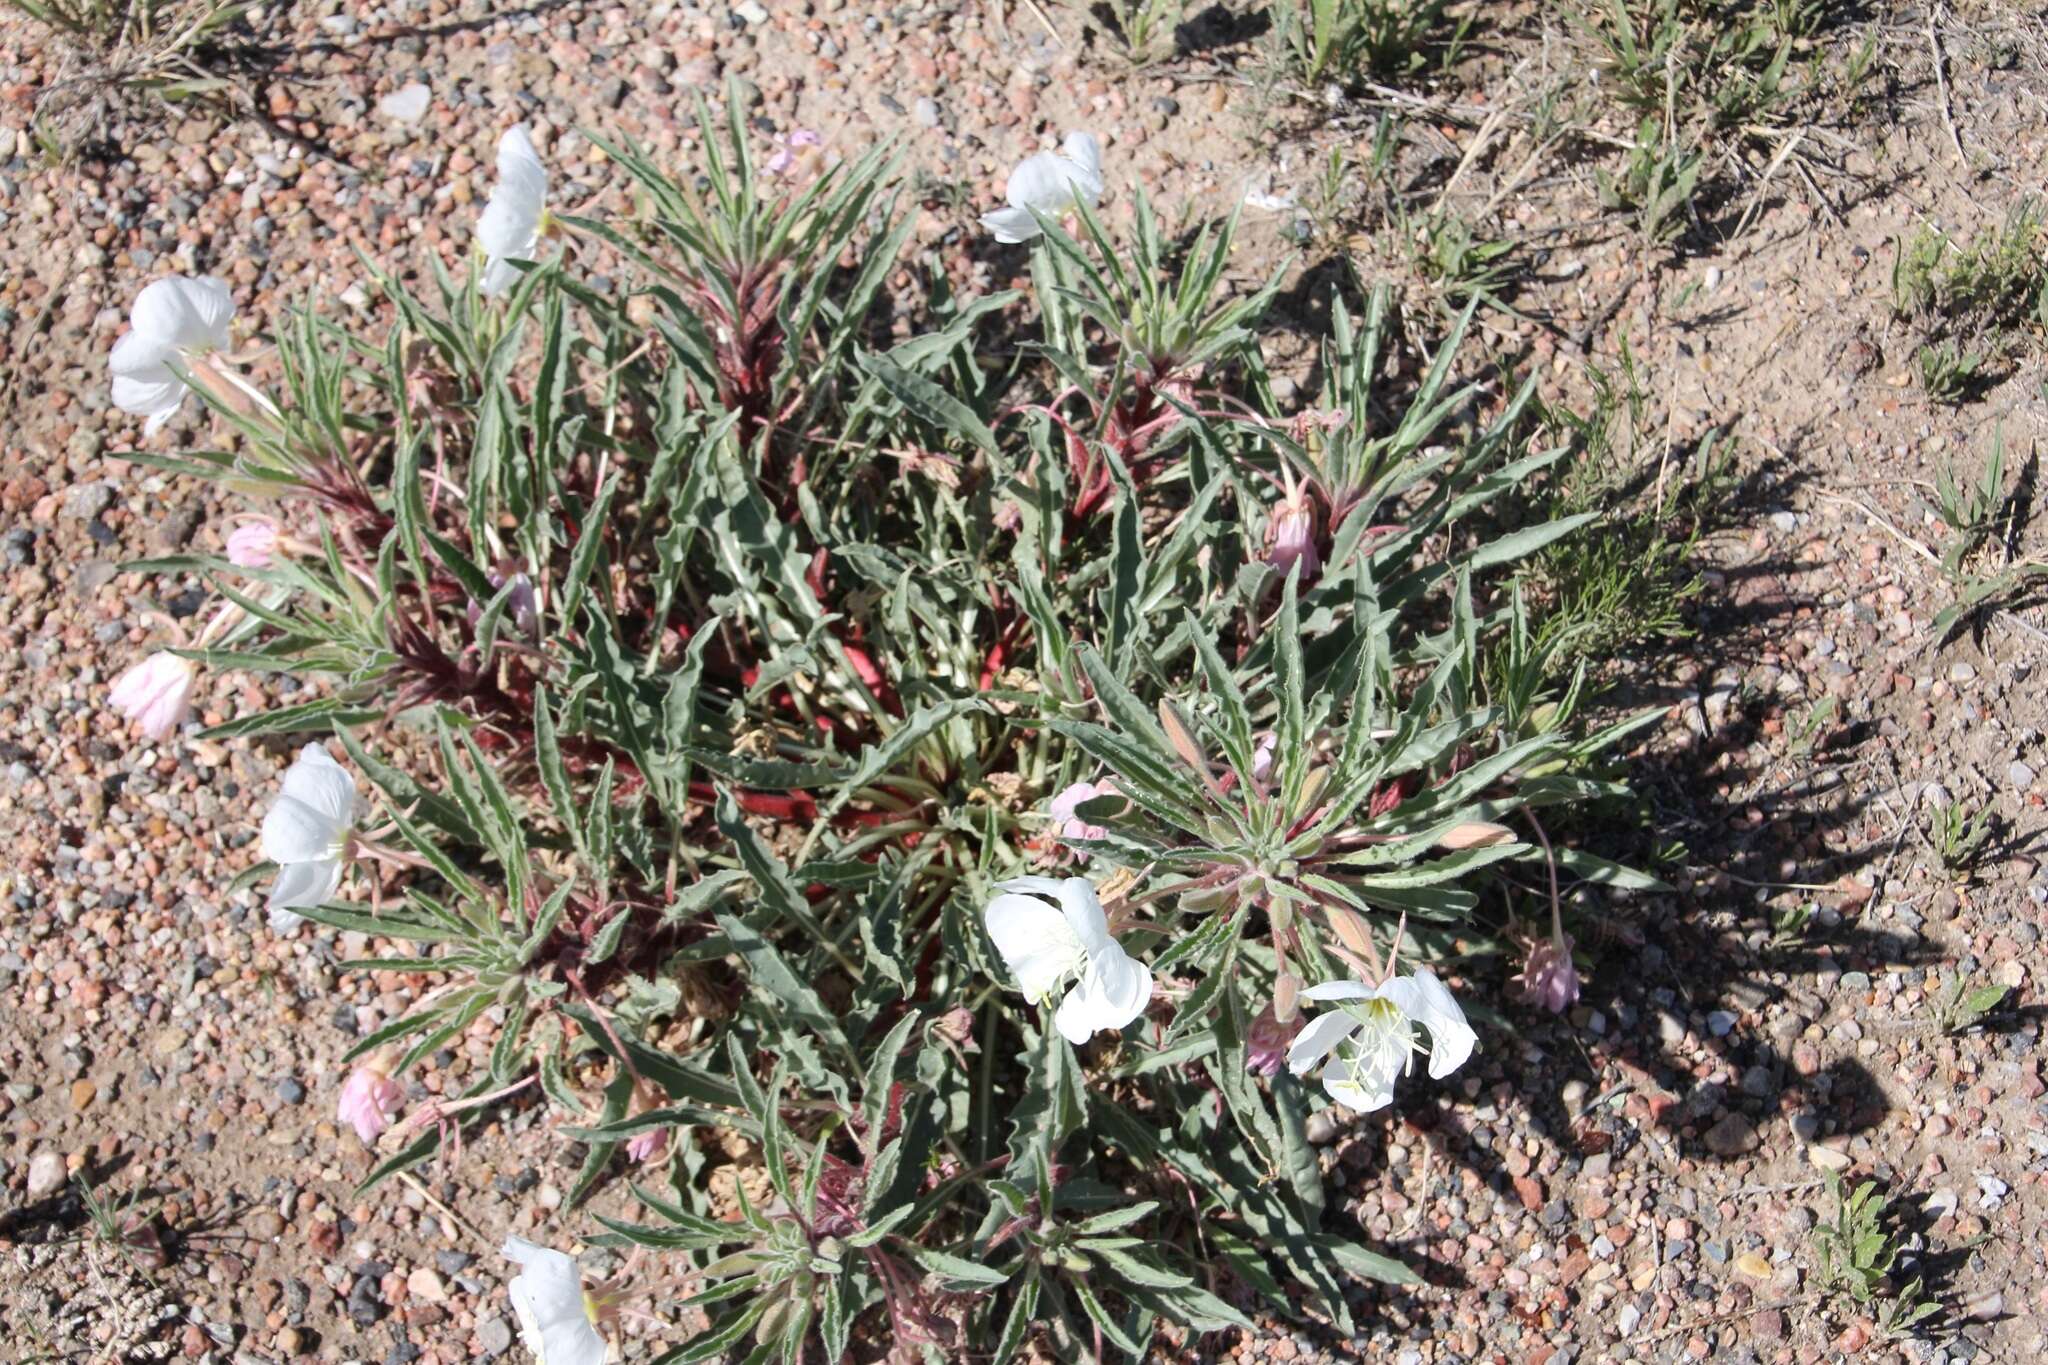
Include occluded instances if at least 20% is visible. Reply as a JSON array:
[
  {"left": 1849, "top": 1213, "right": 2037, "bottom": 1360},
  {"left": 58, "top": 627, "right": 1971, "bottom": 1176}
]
[
  {"left": 1438, "top": 821, "right": 1515, "bottom": 850},
  {"left": 1273, "top": 972, "right": 1301, "bottom": 1023}
]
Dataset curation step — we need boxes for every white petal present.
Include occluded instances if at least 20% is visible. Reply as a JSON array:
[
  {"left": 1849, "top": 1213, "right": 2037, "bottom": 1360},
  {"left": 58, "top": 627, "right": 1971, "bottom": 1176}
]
[
  {"left": 261, "top": 795, "right": 345, "bottom": 866},
  {"left": 504, "top": 1239, "right": 606, "bottom": 1365},
  {"left": 109, "top": 325, "right": 175, "bottom": 384},
  {"left": 477, "top": 124, "right": 548, "bottom": 297},
  {"left": 268, "top": 855, "right": 342, "bottom": 912},
  {"left": 979, "top": 205, "right": 1042, "bottom": 244},
  {"left": 268, "top": 904, "right": 306, "bottom": 934},
  {"left": 984, "top": 892, "right": 1086, "bottom": 1000},
  {"left": 1285, "top": 1006, "right": 1360, "bottom": 1075},
  {"left": 127, "top": 275, "right": 234, "bottom": 356},
  {"left": 1322, "top": 1053, "right": 1397, "bottom": 1113},
  {"left": 1407, "top": 967, "right": 1476, "bottom": 1079},
  {"left": 1050, "top": 877, "right": 1112, "bottom": 956},
  {"left": 280, "top": 743, "right": 359, "bottom": 829},
  {"left": 111, "top": 371, "right": 187, "bottom": 422},
  {"left": 1061, "top": 131, "right": 1103, "bottom": 183},
  {"left": 1053, "top": 946, "right": 1152, "bottom": 1043},
  {"left": 496, "top": 125, "right": 548, "bottom": 211},
  {"left": 1297, "top": 979, "right": 1376, "bottom": 1003},
  {"left": 478, "top": 253, "right": 526, "bottom": 298},
  {"left": 995, "top": 875, "right": 1072, "bottom": 898},
  {"left": 477, "top": 190, "right": 541, "bottom": 263},
  {"left": 1006, "top": 150, "right": 1081, "bottom": 215}
]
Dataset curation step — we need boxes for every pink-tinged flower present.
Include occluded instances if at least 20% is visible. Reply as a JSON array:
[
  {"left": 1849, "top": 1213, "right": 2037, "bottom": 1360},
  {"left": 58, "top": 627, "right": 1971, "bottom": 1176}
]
[
  {"left": 337, "top": 1062, "right": 403, "bottom": 1144},
  {"left": 1251, "top": 732, "right": 1277, "bottom": 783},
  {"left": 1515, "top": 934, "right": 1580, "bottom": 1014},
  {"left": 765, "top": 127, "right": 821, "bottom": 176},
  {"left": 622, "top": 1080, "right": 671, "bottom": 1164},
  {"left": 109, "top": 651, "right": 197, "bottom": 740},
  {"left": 226, "top": 519, "right": 279, "bottom": 569},
  {"left": 1267, "top": 487, "right": 1321, "bottom": 580},
  {"left": 1246, "top": 1001, "right": 1304, "bottom": 1077},
  {"left": 625, "top": 1126, "right": 670, "bottom": 1164},
  {"left": 1047, "top": 780, "right": 1115, "bottom": 860}
]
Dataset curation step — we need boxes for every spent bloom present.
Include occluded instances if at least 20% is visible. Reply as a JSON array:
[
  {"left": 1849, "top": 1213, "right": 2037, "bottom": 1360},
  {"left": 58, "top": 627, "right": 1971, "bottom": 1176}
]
[
  {"left": 1287, "top": 967, "right": 1475, "bottom": 1113},
  {"left": 980, "top": 131, "right": 1104, "bottom": 244},
  {"left": 1267, "top": 485, "right": 1321, "bottom": 580},
  {"left": 109, "top": 275, "right": 235, "bottom": 436},
  {"left": 984, "top": 875, "right": 1152, "bottom": 1045},
  {"left": 1516, "top": 932, "right": 1580, "bottom": 1014},
  {"left": 109, "top": 651, "right": 196, "bottom": 741},
  {"left": 260, "top": 742, "right": 361, "bottom": 931},
  {"left": 503, "top": 1238, "right": 608, "bottom": 1365},
  {"left": 765, "top": 127, "right": 821, "bottom": 176},
  {"left": 1246, "top": 1000, "right": 1304, "bottom": 1077},
  {"left": 478, "top": 124, "right": 549, "bottom": 298},
  {"left": 1045, "top": 779, "right": 1116, "bottom": 861},
  {"left": 226, "top": 519, "right": 281, "bottom": 569},
  {"left": 624, "top": 1082, "right": 671, "bottom": 1165},
  {"left": 337, "top": 1054, "right": 403, "bottom": 1144}
]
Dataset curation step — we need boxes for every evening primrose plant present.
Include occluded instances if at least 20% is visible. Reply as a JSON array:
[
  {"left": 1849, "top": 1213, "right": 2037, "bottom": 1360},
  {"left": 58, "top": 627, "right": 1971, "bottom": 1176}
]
[{"left": 103, "top": 107, "right": 1658, "bottom": 1360}]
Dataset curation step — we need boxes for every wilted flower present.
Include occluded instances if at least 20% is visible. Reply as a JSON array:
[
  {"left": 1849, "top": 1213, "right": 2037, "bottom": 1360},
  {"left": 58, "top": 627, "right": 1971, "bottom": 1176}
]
[
  {"left": 109, "top": 275, "right": 236, "bottom": 436},
  {"left": 226, "top": 519, "right": 280, "bottom": 569},
  {"left": 260, "top": 743, "right": 361, "bottom": 931},
  {"left": 465, "top": 569, "right": 540, "bottom": 637},
  {"left": 478, "top": 124, "right": 548, "bottom": 298},
  {"left": 1288, "top": 967, "right": 1475, "bottom": 1113},
  {"left": 1516, "top": 932, "right": 1580, "bottom": 1014},
  {"left": 109, "top": 651, "right": 196, "bottom": 741},
  {"left": 984, "top": 875, "right": 1152, "bottom": 1045},
  {"left": 503, "top": 1238, "right": 608, "bottom": 1365},
  {"left": 337, "top": 1056, "right": 403, "bottom": 1144},
  {"left": 624, "top": 1082, "right": 671, "bottom": 1165},
  {"left": 1045, "top": 779, "right": 1115, "bottom": 860},
  {"left": 980, "top": 131, "right": 1104, "bottom": 244},
  {"left": 1246, "top": 1001, "right": 1304, "bottom": 1077},
  {"left": 765, "top": 127, "right": 821, "bottom": 176},
  {"left": 1267, "top": 485, "right": 1321, "bottom": 580}
]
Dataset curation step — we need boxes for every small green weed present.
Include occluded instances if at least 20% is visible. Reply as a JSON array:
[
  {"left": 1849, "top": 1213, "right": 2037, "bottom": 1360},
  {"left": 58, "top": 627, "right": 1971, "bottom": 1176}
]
[
  {"left": 1916, "top": 341, "right": 1989, "bottom": 404},
  {"left": 1404, "top": 209, "right": 1517, "bottom": 310},
  {"left": 1277, "top": 0, "right": 1469, "bottom": 87},
  {"left": 1058, "top": 0, "right": 1184, "bottom": 61},
  {"left": 1928, "top": 434, "right": 2048, "bottom": 640},
  {"left": 1767, "top": 900, "right": 1816, "bottom": 949},
  {"left": 1812, "top": 1172, "right": 1942, "bottom": 1338},
  {"left": 1929, "top": 971, "right": 2008, "bottom": 1034},
  {"left": 1929, "top": 801, "right": 1996, "bottom": 878},
  {"left": 1521, "top": 341, "right": 1730, "bottom": 665},
  {"left": 1597, "top": 118, "right": 1705, "bottom": 246}
]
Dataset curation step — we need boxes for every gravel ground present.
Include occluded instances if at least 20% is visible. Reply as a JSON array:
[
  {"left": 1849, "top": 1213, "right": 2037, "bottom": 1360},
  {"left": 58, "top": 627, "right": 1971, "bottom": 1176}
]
[{"left": 5, "top": 2, "right": 2048, "bottom": 1362}]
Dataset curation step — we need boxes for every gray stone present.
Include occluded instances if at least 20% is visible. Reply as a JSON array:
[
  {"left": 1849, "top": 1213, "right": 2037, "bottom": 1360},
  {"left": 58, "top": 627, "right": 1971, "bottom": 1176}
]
[
  {"left": 1703, "top": 1113, "right": 1760, "bottom": 1157},
  {"left": 478, "top": 1316, "right": 515, "bottom": 1357}
]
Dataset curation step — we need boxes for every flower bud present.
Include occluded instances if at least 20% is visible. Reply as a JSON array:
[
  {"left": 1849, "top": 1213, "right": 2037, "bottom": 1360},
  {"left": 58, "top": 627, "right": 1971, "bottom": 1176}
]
[{"left": 1438, "top": 821, "right": 1515, "bottom": 850}]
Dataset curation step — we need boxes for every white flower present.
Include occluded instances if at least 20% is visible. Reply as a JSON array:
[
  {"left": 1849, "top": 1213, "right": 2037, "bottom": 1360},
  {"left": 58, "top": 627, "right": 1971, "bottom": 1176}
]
[
  {"left": 109, "top": 275, "right": 235, "bottom": 436},
  {"left": 108, "top": 651, "right": 197, "bottom": 740},
  {"left": 984, "top": 875, "right": 1152, "bottom": 1045},
  {"left": 503, "top": 1238, "right": 607, "bottom": 1365},
  {"left": 1286, "top": 967, "right": 1475, "bottom": 1113},
  {"left": 478, "top": 124, "right": 549, "bottom": 297},
  {"left": 259, "top": 743, "right": 360, "bottom": 931},
  {"left": 980, "top": 131, "right": 1104, "bottom": 244}
]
